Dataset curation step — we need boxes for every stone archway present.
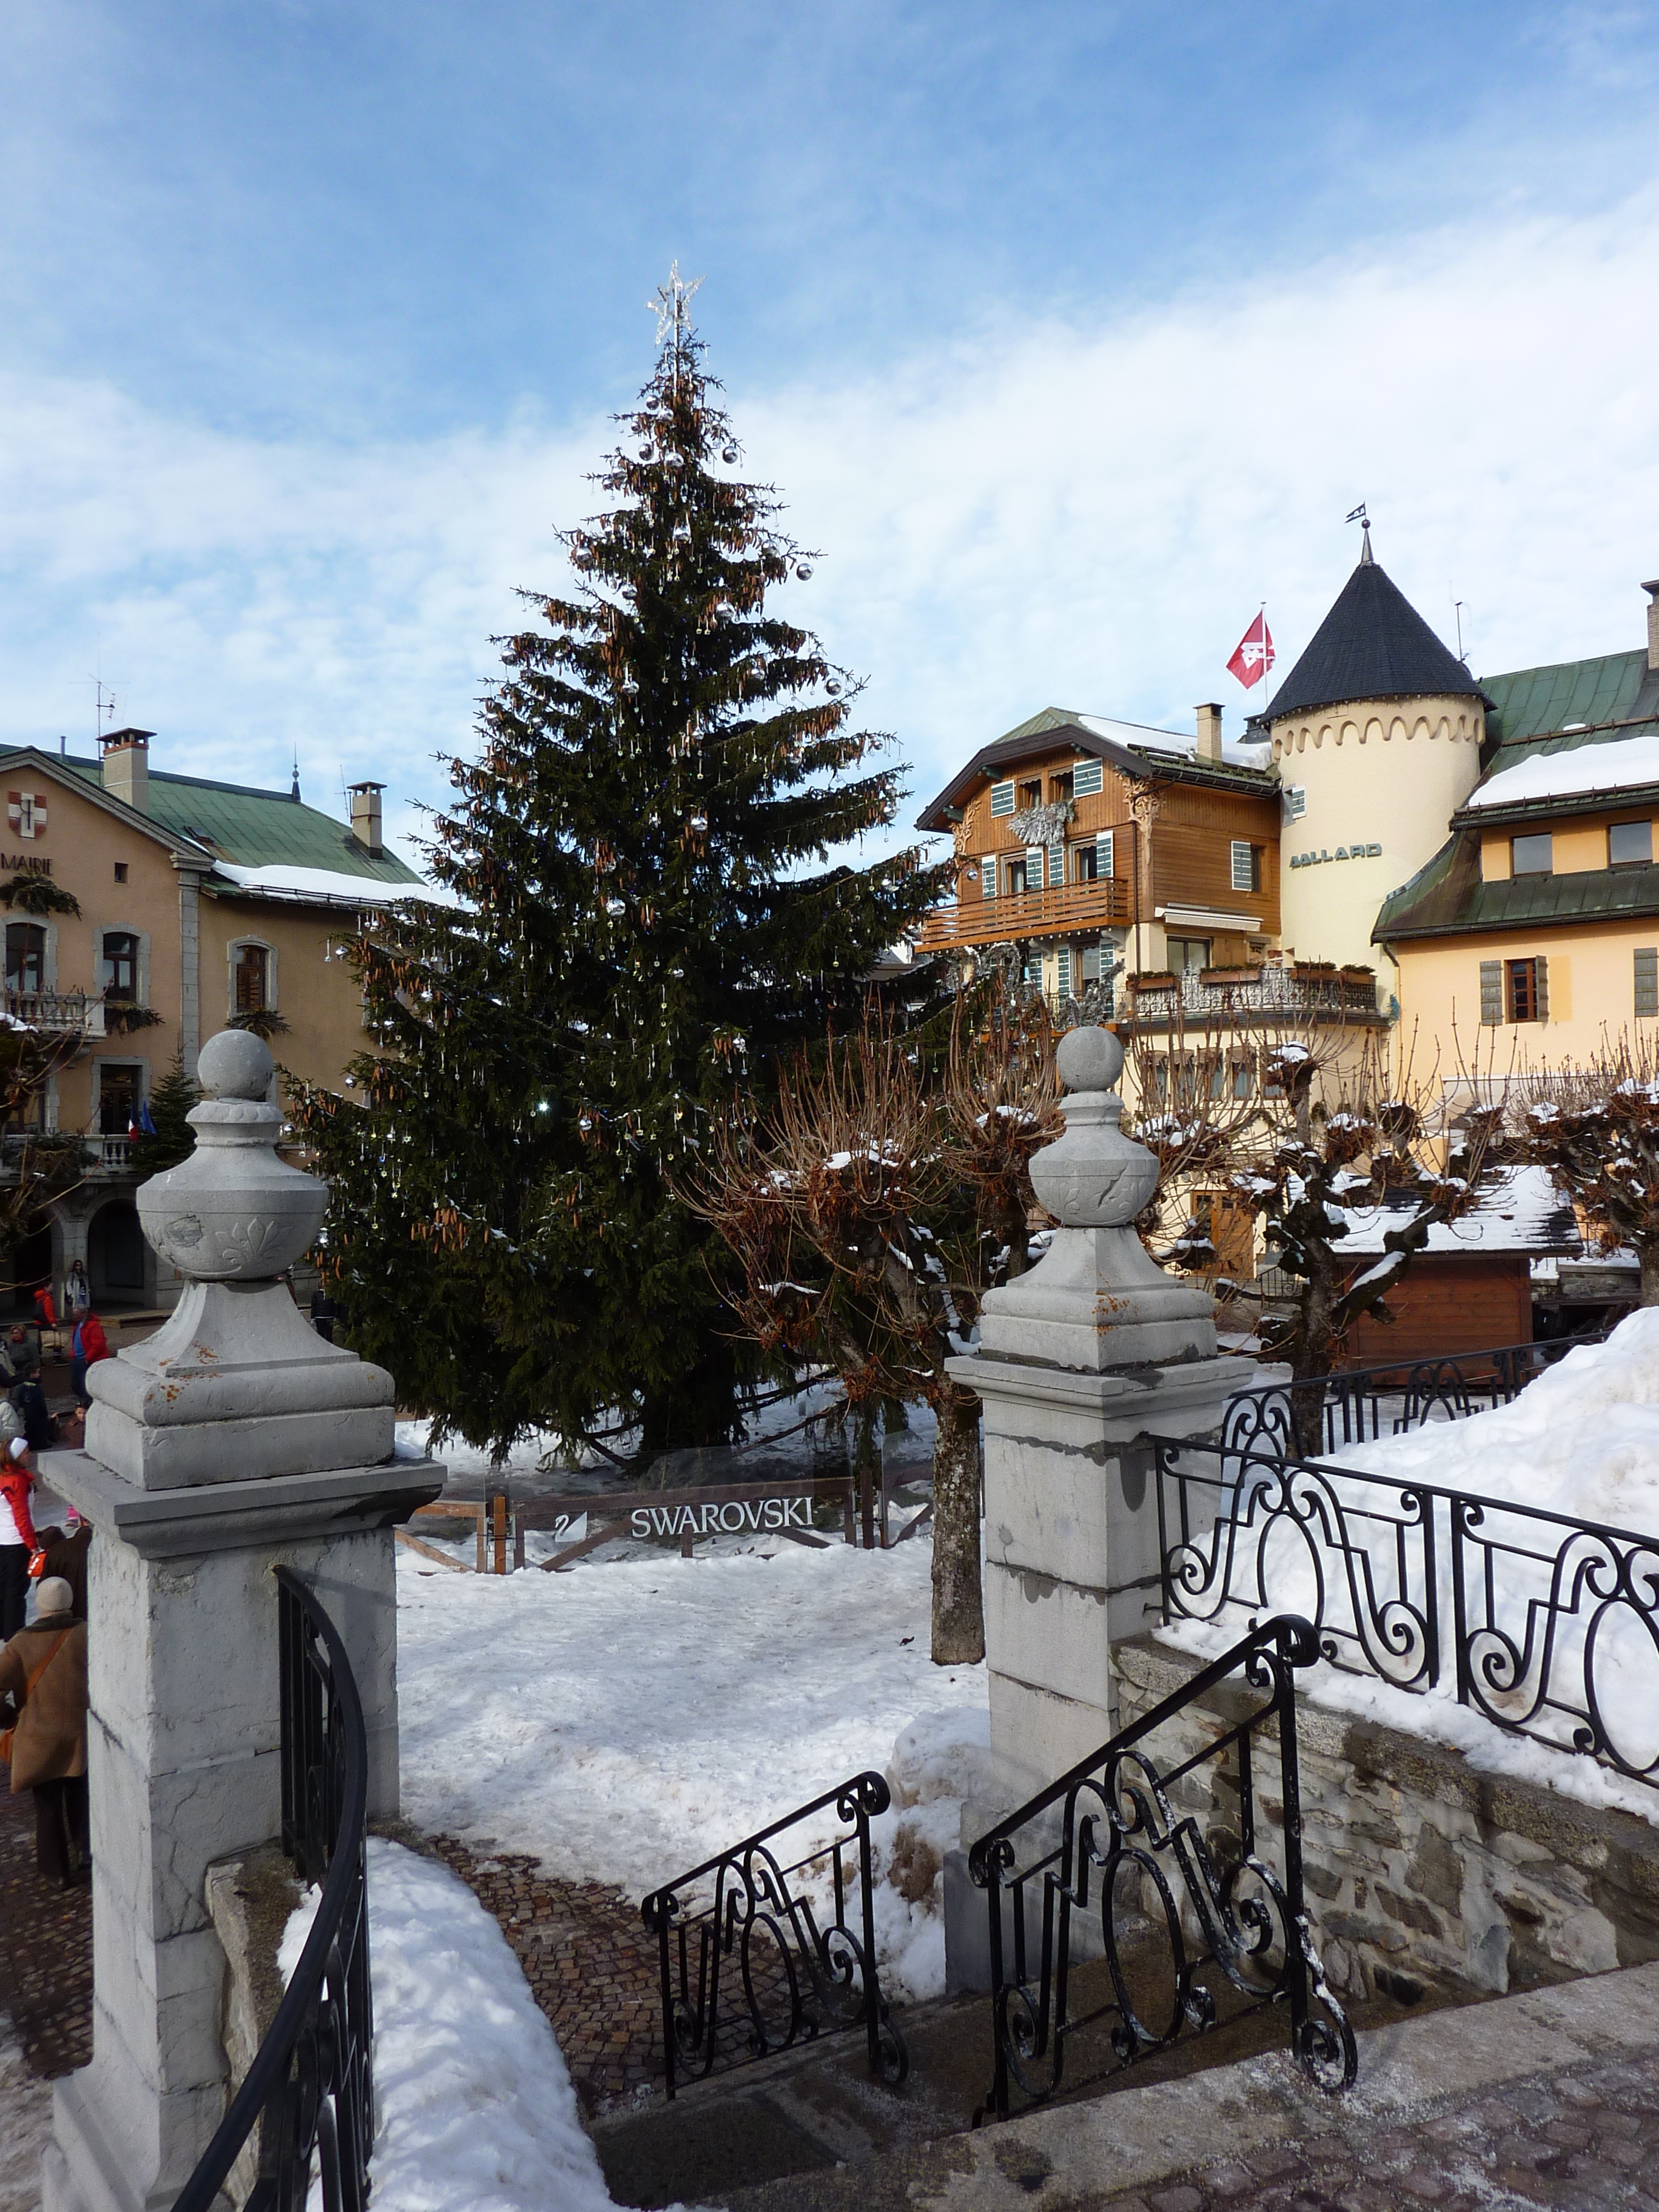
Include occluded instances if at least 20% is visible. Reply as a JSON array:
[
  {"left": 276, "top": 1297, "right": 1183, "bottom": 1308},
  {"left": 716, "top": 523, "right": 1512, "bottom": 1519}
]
[{"left": 88, "top": 1197, "right": 146, "bottom": 1308}]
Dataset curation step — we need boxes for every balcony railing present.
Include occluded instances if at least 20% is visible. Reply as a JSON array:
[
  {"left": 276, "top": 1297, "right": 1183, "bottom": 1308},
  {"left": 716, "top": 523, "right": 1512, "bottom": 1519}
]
[
  {"left": 1, "top": 988, "right": 104, "bottom": 1038},
  {"left": 917, "top": 877, "right": 1131, "bottom": 952},
  {"left": 1119, "top": 965, "right": 1381, "bottom": 1026}
]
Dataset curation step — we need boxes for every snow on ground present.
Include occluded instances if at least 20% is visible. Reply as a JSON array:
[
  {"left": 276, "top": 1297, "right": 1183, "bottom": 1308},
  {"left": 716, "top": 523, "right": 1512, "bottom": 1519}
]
[
  {"left": 1164, "top": 1310, "right": 1659, "bottom": 1822},
  {"left": 397, "top": 1535, "right": 988, "bottom": 1999},
  {"left": 0, "top": 2021, "right": 52, "bottom": 2212},
  {"left": 280, "top": 1839, "right": 616, "bottom": 2212}
]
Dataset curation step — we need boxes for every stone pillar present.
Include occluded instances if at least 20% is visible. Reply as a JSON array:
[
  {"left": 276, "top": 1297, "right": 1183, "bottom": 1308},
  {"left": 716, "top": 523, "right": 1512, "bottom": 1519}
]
[
  {"left": 41, "top": 1029, "right": 441, "bottom": 2212},
  {"left": 943, "top": 1027, "right": 1251, "bottom": 1988}
]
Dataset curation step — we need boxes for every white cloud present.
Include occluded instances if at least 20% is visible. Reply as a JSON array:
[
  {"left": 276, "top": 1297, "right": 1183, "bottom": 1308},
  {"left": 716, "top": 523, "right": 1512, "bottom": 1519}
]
[{"left": 2, "top": 183, "right": 1657, "bottom": 867}]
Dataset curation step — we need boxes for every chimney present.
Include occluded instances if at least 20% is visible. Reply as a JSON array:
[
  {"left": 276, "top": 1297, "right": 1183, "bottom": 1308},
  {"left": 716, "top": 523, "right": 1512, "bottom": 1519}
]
[
  {"left": 1195, "top": 703, "right": 1224, "bottom": 765},
  {"left": 1644, "top": 580, "right": 1659, "bottom": 674},
  {"left": 101, "top": 727, "right": 153, "bottom": 813},
  {"left": 349, "top": 780, "right": 385, "bottom": 857}
]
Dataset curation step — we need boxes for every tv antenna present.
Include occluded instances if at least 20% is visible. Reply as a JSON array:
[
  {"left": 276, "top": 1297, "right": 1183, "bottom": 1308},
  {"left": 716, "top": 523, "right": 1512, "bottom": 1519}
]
[
  {"left": 1453, "top": 595, "right": 1467, "bottom": 662},
  {"left": 91, "top": 677, "right": 117, "bottom": 746}
]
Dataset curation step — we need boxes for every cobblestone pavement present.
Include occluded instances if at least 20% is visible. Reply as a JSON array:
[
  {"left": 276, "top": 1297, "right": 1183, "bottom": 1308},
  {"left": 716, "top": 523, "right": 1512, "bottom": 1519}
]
[
  {"left": 0, "top": 1784, "right": 92, "bottom": 2080},
  {"left": 1090, "top": 2051, "right": 1659, "bottom": 2210},
  {"left": 424, "top": 1832, "right": 663, "bottom": 2111}
]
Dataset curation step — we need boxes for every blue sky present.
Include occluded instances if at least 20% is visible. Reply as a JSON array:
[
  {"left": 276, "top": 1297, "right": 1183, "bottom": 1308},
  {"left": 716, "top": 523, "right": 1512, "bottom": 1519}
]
[{"left": 2, "top": 2, "right": 1657, "bottom": 861}]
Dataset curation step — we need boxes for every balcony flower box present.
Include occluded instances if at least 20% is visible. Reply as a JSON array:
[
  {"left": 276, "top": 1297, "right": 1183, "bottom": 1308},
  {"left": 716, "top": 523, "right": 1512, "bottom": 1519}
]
[
  {"left": 1339, "top": 965, "right": 1376, "bottom": 984},
  {"left": 1199, "top": 965, "right": 1263, "bottom": 987},
  {"left": 1130, "top": 970, "right": 1178, "bottom": 991},
  {"left": 1293, "top": 960, "right": 1339, "bottom": 978}
]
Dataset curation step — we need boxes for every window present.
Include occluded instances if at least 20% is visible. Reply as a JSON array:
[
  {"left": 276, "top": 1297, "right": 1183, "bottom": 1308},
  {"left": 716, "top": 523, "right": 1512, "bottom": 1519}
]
[
  {"left": 1049, "top": 772, "right": 1073, "bottom": 803},
  {"left": 990, "top": 780, "right": 1014, "bottom": 818},
  {"left": 1019, "top": 780, "right": 1042, "bottom": 810},
  {"left": 1230, "top": 840, "right": 1262, "bottom": 894},
  {"left": 1512, "top": 833, "right": 1553, "bottom": 876},
  {"left": 234, "top": 943, "right": 270, "bottom": 1014},
  {"left": 1610, "top": 820, "right": 1653, "bottom": 868},
  {"left": 1283, "top": 785, "right": 1307, "bottom": 822},
  {"left": 1637, "top": 947, "right": 1657, "bottom": 1019},
  {"left": 1074, "top": 841, "right": 1098, "bottom": 882},
  {"left": 1081, "top": 942, "right": 1101, "bottom": 984},
  {"left": 5, "top": 923, "right": 44, "bottom": 996},
  {"left": 101, "top": 931, "right": 139, "bottom": 1002},
  {"left": 1232, "top": 1060, "right": 1253, "bottom": 1101},
  {"left": 1072, "top": 758, "right": 1104, "bottom": 798},
  {"left": 113, "top": 862, "right": 128, "bottom": 884},
  {"left": 98, "top": 1063, "right": 142, "bottom": 1138},
  {"left": 980, "top": 854, "right": 997, "bottom": 900},
  {"left": 1004, "top": 856, "right": 1028, "bottom": 896},
  {"left": 1167, "top": 936, "right": 1210, "bottom": 975},
  {"left": 1505, "top": 956, "right": 1548, "bottom": 1024}
]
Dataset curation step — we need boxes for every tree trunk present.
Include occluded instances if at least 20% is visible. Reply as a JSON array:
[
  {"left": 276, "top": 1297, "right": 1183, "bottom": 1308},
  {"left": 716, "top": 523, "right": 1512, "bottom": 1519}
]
[
  {"left": 1642, "top": 1242, "right": 1659, "bottom": 1308},
  {"left": 930, "top": 1386, "right": 985, "bottom": 1664}
]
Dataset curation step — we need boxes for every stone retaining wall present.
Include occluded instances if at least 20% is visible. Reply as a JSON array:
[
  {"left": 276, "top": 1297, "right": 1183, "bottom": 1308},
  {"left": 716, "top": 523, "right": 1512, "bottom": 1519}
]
[{"left": 1112, "top": 1635, "right": 1659, "bottom": 2004}]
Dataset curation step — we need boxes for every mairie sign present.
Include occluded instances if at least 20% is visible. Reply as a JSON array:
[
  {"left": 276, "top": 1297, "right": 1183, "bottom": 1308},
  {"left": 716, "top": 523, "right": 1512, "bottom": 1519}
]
[
  {"left": 631, "top": 1496, "right": 815, "bottom": 1538},
  {"left": 1290, "top": 843, "right": 1382, "bottom": 870}
]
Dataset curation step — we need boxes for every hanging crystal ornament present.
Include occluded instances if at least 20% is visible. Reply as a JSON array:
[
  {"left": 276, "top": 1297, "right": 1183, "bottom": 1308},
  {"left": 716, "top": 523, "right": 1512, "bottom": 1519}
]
[
  {"left": 722, "top": 446, "right": 739, "bottom": 465},
  {"left": 795, "top": 564, "right": 813, "bottom": 580}
]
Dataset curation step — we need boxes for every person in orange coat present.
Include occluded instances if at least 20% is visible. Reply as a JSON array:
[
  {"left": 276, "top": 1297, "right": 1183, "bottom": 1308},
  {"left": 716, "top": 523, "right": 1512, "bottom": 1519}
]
[
  {"left": 0, "top": 1433, "right": 36, "bottom": 1641},
  {"left": 0, "top": 1574, "right": 89, "bottom": 1886},
  {"left": 71, "top": 1310, "right": 109, "bottom": 1412}
]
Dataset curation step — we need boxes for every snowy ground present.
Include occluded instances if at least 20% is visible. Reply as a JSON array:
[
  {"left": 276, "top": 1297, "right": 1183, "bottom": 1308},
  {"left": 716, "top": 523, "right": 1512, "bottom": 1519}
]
[
  {"left": 280, "top": 1840, "right": 615, "bottom": 2212},
  {"left": 396, "top": 1533, "right": 988, "bottom": 2000},
  {"left": 1165, "top": 1309, "right": 1659, "bottom": 1822},
  {"left": 0, "top": 2025, "right": 52, "bottom": 2212}
]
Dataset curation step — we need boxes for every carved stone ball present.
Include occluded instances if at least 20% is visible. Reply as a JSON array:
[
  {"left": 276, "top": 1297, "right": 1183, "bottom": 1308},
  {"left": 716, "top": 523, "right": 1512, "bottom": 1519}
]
[
  {"left": 1056, "top": 1025, "right": 1124, "bottom": 1094},
  {"left": 199, "top": 1026, "right": 275, "bottom": 1101}
]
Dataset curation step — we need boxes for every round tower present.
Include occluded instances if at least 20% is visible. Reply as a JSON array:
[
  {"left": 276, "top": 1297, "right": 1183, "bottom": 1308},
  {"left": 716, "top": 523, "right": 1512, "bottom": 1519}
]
[{"left": 1269, "top": 529, "right": 1486, "bottom": 977}]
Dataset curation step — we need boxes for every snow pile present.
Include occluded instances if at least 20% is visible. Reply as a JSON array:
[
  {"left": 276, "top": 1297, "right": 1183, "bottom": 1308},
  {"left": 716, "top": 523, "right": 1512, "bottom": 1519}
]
[
  {"left": 1164, "top": 1310, "right": 1659, "bottom": 1817},
  {"left": 1467, "top": 731, "right": 1659, "bottom": 809},
  {"left": 871, "top": 1707, "right": 994, "bottom": 1999},
  {"left": 397, "top": 1537, "right": 987, "bottom": 2000},
  {"left": 280, "top": 1839, "right": 616, "bottom": 2212}
]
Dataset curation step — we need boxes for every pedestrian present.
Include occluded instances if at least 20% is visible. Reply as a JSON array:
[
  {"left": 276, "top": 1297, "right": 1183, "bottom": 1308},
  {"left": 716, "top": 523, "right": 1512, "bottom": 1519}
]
[
  {"left": 0, "top": 1428, "right": 35, "bottom": 1642},
  {"left": 0, "top": 1574, "right": 89, "bottom": 1888},
  {"left": 30, "top": 1512, "right": 90, "bottom": 1619},
  {"left": 12, "top": 1359, "right": 54, "bottom": 1453},
  {"left": 65, "top": 1260, "right": 90, "bottom": 1318},
  {"left": 71, "top": 1309, "right": 109, "bottom": 1412}
]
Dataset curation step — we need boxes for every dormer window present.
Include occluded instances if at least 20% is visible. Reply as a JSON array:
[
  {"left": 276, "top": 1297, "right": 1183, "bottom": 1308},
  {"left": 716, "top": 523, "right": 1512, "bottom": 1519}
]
[
  {"left": 1610, "top": 820, "right": 1653, "bottom": 868},
  {"left": 1511, "top": 833, "right": 1553, "bottom": 876}
]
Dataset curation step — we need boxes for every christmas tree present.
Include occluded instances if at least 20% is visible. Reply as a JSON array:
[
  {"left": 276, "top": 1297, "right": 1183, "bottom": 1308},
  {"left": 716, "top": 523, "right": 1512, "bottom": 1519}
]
[
  {"left": 290, "top": 272, "right": 950, "bottom": 1456},
  {"left": 129, "top": 1051, "right": 199, "bottom": 1179}
]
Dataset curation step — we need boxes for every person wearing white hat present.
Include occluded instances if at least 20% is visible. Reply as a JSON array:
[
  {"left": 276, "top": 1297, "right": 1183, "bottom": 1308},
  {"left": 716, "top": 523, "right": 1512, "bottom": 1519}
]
[
  {"left": 0, "top": 1570, "right": 89, "bottom": 1886},
  {"left": 0, "top": 1415, "right": 36, "bottom": 1641}
]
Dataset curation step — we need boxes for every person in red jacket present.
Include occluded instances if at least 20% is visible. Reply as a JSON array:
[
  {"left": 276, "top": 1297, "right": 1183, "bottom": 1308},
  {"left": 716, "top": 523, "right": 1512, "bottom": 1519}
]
[
  {"left": 71, "top": 1310, "right": 109, "bottom": 1412},
  {"left": 0, "top": 1435, "right": 37, "bottom": 1641}
]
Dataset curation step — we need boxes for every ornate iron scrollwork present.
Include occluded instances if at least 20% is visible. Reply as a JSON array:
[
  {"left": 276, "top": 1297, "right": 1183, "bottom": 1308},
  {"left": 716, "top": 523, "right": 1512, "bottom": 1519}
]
[
  {"left": 968, "top": 1615, "right": 1355, "bottom": 2123},
  {"left": 643, "top": 1769, "right": 908, "bottom": 2099}
]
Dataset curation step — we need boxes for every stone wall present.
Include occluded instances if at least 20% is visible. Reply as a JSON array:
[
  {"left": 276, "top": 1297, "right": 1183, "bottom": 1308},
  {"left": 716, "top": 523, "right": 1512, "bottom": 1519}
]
[{"left": 1112, "top": 1636, "right": 1659, "bottom": 2005}]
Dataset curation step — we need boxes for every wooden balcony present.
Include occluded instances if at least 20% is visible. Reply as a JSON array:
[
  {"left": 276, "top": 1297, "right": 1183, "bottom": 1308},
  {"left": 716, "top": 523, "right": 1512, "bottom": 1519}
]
[{"left": 917, "top": 878, "right": 1131, "bottom": 952}]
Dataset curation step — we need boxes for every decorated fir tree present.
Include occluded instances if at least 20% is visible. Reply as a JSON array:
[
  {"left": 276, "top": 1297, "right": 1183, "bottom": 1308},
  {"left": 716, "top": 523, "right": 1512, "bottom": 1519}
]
[{"left": 290, "top": 273, "right": 950, "bottom": 1456}]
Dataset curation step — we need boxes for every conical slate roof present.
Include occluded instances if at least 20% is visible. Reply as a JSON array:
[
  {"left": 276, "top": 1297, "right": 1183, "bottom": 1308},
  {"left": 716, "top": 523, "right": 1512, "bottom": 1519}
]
[{"left": 1267, "top": 537, "right": 1483, "bottom": 723}]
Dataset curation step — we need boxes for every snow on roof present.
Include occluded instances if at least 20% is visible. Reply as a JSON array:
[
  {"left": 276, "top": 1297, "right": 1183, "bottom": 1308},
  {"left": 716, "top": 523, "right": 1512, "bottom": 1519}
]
[
  {"left": 1076, "top": 713, "right": 1267, "bottom": 770},
  {"left": 1466, "top": 731, "right": 1659, "bottom": 810},
  {"left": 1338, "top": 1165, "right": 1581, "bottom": 1257},
  {"left": 212, "top": 862, "right": 456, "bottom": 908}
]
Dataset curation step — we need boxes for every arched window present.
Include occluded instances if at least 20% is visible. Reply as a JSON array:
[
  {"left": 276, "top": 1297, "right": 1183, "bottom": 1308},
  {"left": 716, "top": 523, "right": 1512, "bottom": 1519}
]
[{"left": 234, "top": 942, "right": 270, "bottom": 1014}]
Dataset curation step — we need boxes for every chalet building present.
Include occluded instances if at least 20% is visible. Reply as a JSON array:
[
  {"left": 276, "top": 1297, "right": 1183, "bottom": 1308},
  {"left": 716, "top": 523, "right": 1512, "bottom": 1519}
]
[{"left": 0, "top": 728, "right": 422, "bottom": 1313}]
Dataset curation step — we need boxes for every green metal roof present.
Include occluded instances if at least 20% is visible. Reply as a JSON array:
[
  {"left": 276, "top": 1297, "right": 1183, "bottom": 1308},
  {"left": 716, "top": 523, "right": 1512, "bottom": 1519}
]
[
  {"left": 58, "top": 752, "right": 420, "bottom": 885},
  {"left": 1375, "top": 832, "right": 1659, "bottom": 942},
  {"left": 1481, "top": 649, "right": 1655, "bottom": 752}
]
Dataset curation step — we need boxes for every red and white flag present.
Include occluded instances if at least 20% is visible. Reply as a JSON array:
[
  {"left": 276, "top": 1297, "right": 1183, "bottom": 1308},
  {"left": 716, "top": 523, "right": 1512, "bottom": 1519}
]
[{"left": 1226, "top": 612, "right": 1275, "bottom": 690}]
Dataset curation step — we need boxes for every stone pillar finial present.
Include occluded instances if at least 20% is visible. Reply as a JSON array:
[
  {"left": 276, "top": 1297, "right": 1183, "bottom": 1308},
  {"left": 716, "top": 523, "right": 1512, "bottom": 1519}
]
[{"left": 976, "top": 1024, "right": 1216, "bottom": 1371}]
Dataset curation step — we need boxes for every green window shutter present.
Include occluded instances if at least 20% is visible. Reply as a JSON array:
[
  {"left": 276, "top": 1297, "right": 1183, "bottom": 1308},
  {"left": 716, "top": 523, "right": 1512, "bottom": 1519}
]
[
  {"left": 1479, "top": 960, "right": 1503, "bottom": 1025},
  {"left": 1047, "top": 842, "right": 1064, "bottom": 888},
  {"left": 990, "top": 780, "right": 1014, "bottom": 817},
  {"left": 1072, "top": 758, "right": 1104, "bottom": 797},
  {"left": 1230, "top": 840, "right": 1253, "bottom": 893},
  {"left": 1637, "top": 947, "right": 1658, "bottom": 1019},
  {"left": 1025, "top": 845, "right": 1044, "bottom": 890},
  {"left": 1097, "top": 830, "right": 1113, "bottom": 877},
  {"left": 1056, "top": 945, "right": 1072, "bottom": 999},
  {"left": 982, "top": 855, "right": 997, "bottom": 900},
  {"left": 1534, "top": 956, "right": 1548, "bottom": 1022}
]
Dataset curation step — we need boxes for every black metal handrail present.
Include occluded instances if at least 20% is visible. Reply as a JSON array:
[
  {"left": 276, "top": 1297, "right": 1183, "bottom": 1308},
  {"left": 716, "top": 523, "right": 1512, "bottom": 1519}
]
[
  {"left": 1224, "top": 1331, "right": 1606, "bottom": 1457},
  {"left": 173, "top": 1567, "right": 374, "bottom": 2212},
  {"left": 968, "top": 1614, "right": 1356, "bottom": 2123},
  {"left": 1154, "top": 1431, "right": 1659, "bottom": 1789},
  {"left": 642, "top": 1771, "right": 908, "bottom": 2100}
]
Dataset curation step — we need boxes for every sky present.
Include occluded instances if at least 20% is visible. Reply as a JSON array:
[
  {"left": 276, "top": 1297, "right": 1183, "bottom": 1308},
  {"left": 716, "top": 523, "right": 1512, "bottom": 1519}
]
[{"left": 2, "top": 1, "right": 1657, "bottom": 867}]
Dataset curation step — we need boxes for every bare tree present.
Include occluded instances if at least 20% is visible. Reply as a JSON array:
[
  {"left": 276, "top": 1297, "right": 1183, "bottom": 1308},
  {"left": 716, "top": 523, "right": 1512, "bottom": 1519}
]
[
  {"left": 1123, "top": 1016, "right": 1502, "bottom": 1450},
  {"left": 694, "top": 993, "right": 1060, "bottom": 1664},
  {"left": 1514, "top": 1030, "right": 1659, "bottom": 1305}
]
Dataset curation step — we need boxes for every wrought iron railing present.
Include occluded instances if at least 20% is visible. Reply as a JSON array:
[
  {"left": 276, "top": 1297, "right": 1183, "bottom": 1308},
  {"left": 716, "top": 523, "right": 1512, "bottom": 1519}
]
[
  {"left": 641, "top": 1772, "right": 908, "bottom": 2100},
  {"left": 1117, "top": 967, "right": 1382, "bottom": 1026},
  {"left": 173, "top": 1567, "right": 374, "bottom": 2212},
  {"left": 968, "top": 1614, "right": 1355, "bottom": 2123},
  {"left": 1153, "top": 1433, "right": 1659, "bottom": 1789},
  {"left": 1222, "top": 1333, "right": 1604, "bottom": 1459}
]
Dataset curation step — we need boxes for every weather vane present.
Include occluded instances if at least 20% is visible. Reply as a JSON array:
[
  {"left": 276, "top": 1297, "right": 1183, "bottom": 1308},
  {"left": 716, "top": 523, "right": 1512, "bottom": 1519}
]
[{"left": 649, "top": 261, "right": 704, "bottom": 392}]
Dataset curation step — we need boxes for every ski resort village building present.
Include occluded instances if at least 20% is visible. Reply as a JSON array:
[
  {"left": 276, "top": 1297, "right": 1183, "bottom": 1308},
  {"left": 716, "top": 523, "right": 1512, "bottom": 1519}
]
[{"left": 0, "top": 728, "right": 422, "bottom": 1312}]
